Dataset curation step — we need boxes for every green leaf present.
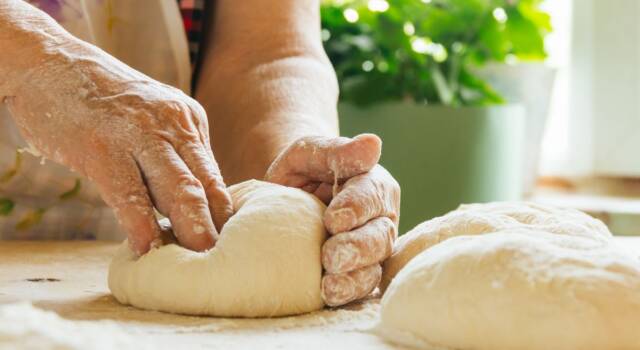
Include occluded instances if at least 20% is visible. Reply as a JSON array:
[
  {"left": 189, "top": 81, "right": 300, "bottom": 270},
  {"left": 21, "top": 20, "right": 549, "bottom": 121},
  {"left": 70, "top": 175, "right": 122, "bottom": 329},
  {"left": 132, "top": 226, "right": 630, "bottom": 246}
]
[
  {"left": 477, "top": 15, "right": 508, "bottom": 62},
  {"left": 519, "top": 0, "right": 552, "bottom": 32},
  {"left": 59, "top": 179, "right": 82, "bottom": 201},
  {"left": 320, "top": 0, "right": 551, "bottom": 106},
  {"left": 340, "top": 73, "right": 398, "bottom": 106},
  {"left": 0, "top": 198, "right": 14, "bottom": 216},
  {"left": 504, "top": 7, "right": 546, "bottom": 60},
  {"left": 430, "top": 64, "right": 454, "bottom": 106},
  {"left": 16, "top": 208, "right": 46, "bottom": 231},
  {"left": 458, "top": 68, "right": 505, "bottom": 105}
]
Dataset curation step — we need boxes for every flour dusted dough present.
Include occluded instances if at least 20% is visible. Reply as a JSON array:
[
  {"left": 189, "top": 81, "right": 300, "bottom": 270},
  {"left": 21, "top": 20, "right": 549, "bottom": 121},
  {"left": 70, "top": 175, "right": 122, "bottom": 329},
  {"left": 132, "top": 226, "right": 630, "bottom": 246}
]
[
  {"left": 380, "top": 202, "right": 612, "bottom": 290},
  {"left": 108, "top": 180, "right": 327, "bottom": 317},
  {"left": 379, "top": 202, "right": 640, "bottom": 350}
]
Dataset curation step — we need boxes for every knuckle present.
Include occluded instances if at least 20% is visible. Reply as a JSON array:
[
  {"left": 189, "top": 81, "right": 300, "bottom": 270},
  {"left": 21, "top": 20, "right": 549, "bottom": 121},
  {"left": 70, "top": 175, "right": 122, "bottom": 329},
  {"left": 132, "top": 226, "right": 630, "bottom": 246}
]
[
  {"left": 175, "top": 141, "right": 200, "bottom": 159},
  {"left": 389, "top": 177, "right": 401, "bottom": 197},
  {"left": 375, "top": 217, "right": 397, "bottom": 254},
  {"left": 201, "top": 175, "right": 227, "bottom": 201},
  {"left": 157, "top": 100, "right": 201, "bottom": 136},
  {"left": 185, "top": 98, "right": 207, "bottom": 121},
  {"left": 373, "top": 217, "right": 397, "bottom": 241},
  {"left": 200, "top": 175, "right": 218, "bottom": 193},
  {"left": 377, "top": 216, "right": 396, "bottom": 231},
  {"left": 174, "top": 110, "right": 195, "bottom": 128},
  {"left": 182, "top": 99, "right": 210, "bottom": 134},
  {"left": 294, "top": 136, "right": 316, "bottom": 148},
  {"left": 175, "top": 174, "right": 204, "bottom": 193},
  {"left": 380, "top": 169, "right": 401, "bottom": 201}
]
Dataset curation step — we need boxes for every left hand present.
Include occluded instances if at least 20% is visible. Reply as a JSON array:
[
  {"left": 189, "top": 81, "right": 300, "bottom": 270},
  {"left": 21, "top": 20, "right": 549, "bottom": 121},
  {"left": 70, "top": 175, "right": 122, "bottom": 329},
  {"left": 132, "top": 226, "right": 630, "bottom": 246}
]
[{"left": 265, "top": 134, "right": 400, "bottom": 306}]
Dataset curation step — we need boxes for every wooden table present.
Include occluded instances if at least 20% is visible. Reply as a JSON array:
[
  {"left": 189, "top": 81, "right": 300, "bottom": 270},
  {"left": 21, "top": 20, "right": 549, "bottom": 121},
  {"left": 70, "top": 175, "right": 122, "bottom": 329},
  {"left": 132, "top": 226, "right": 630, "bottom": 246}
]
[
  {"left": 2, "top": 238, "right": 639, "bottom": 349},
  {"left": 0, "top": 241, "right": 398, "bottom": 349}
]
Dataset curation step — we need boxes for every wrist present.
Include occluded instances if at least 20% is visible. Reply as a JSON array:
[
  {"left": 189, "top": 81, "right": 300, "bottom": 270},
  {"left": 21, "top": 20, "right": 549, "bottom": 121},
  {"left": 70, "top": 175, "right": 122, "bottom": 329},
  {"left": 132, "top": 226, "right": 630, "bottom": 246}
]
[{"left": 222, "top": 114, "right": 336, "bottom": 184}]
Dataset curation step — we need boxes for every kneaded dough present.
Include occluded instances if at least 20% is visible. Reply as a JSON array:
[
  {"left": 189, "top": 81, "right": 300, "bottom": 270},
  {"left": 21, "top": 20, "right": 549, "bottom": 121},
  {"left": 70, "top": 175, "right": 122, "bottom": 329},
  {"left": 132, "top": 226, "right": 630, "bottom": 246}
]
[
  {"left": 381, "top": 202, "right": 612, "bottom": 290},
  {"left": 379, "top": 202, "right": 640, "bottom": 350},
  {"left": 108, "top": 180, "right": 327, "bottom": 317}
]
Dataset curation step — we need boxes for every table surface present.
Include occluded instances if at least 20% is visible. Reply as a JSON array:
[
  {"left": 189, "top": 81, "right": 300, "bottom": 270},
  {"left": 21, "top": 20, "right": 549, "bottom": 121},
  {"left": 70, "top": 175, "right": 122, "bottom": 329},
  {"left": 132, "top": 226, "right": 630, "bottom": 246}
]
[
  {"left": 2, "top": 238, "right": 640, "bottom": 349},
  {"left": 0, "top": 241, "right": 400, "bottom": 350}
]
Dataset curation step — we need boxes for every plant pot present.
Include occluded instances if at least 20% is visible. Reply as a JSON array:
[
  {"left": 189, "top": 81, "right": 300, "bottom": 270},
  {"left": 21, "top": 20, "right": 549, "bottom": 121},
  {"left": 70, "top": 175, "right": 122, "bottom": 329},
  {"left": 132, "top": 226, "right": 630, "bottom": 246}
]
[
  {"left": 339, "top": 102, "right": 525, "bottom": 234},
  {"left": 474, "top": 63, "right": 557, "bottom": 196}
]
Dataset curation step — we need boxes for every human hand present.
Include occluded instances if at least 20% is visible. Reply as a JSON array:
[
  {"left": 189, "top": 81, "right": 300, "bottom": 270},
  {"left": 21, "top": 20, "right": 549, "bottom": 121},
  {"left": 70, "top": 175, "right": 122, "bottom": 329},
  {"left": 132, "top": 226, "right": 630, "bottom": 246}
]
[
  {"left": 265, "top": 134, "right": 400, "bottom": 306},
  {"left": 4, "top": 42, "right": 233, "bottom": 255}
]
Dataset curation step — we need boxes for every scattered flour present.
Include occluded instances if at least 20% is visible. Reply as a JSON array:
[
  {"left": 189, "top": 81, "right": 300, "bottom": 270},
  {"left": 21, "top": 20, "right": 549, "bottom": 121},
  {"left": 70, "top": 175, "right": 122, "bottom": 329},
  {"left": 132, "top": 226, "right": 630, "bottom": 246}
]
[{"left": 0, "top": 302, "right": 148, "bottom": 350}]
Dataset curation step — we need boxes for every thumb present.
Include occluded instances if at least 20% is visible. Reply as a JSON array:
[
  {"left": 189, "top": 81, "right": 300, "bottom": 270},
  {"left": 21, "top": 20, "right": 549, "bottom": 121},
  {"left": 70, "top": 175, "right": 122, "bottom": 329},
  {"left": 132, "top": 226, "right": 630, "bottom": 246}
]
[{"left": 266, "top": 134, "right": 382, "bottom": 186}]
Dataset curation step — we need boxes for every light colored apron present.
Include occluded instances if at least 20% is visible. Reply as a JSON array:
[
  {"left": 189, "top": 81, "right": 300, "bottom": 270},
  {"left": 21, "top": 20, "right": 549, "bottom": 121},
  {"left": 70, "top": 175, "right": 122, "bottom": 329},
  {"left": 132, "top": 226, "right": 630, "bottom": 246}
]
[{"left": 0, "top": 0, "right": 192, "bottom": 240}]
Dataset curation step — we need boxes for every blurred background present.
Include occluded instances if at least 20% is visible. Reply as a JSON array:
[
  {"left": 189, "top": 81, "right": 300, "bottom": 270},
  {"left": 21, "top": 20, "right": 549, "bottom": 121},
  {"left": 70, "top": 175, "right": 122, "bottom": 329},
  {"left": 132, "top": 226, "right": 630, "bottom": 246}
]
[{"left": 321, "top": 0, "right": 640, "bottom": 234}]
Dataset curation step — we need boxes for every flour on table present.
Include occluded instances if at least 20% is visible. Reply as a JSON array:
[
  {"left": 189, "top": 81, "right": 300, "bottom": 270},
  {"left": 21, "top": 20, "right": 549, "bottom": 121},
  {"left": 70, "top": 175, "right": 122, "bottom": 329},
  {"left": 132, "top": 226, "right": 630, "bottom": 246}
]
[
  {"left": 109, "top": 180, "right": 327, "bottom": 318},
  {"left": 379, "top": 202, "right": 640, "bottom": 350},
  {"left": 0, "top": 302, "right": 143, "bottom": 350}
]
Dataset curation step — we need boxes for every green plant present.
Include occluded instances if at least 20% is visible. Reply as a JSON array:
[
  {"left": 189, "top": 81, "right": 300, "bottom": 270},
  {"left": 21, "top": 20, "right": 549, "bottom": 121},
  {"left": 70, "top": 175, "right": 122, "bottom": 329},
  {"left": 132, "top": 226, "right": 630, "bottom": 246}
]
[{"left": 321, "top": 0, "right": 551, "bottom": 106}]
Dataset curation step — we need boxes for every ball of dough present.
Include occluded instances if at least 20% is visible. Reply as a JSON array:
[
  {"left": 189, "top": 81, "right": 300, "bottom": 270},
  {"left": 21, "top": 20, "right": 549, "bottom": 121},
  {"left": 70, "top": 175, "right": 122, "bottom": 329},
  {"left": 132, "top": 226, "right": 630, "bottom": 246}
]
[
  {"left": 378, "top": 202, "right": 640, "bottom": 350},
  {"left": 379, "top": 232, "right": 640, "bottom": 350},
  {"left": 381, "top": 202, "right": 612, "bottom": 290},
  {"left": 108, "top": 180, "right": 327, "bottom": 317}
]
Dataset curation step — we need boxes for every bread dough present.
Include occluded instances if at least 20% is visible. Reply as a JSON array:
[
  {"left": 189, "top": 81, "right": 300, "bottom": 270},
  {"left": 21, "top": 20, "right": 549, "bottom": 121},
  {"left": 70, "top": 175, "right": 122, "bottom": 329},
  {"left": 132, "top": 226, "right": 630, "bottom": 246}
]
[
  {"left": 381, "top": 202, "right": 612, "bottom": 290},
  {"left": 108, "top": 180, "right": 327, "bottom": 317},
  {"left": 379, "top": 202, "right": 640, "bottom": 350}
]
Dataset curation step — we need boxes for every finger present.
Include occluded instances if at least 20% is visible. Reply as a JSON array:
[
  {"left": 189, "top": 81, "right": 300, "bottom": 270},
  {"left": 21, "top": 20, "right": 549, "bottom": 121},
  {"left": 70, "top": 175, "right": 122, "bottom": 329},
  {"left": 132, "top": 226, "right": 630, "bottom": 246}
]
[
  {"left": 324, "top": 165, "right": 401, "bottom": 235},
  {"left": 88, "top": 157, "right": 162, "bottom": 256},
  {"left": 299, "top": 182, "right": 334, "bottom": 205},
  {"left": 322, "top": 217, "right": 396, "bottom": 274},
  {"left": 301, "top": 181, "right": 321, "bottom": 193},
  {"left": 322, "top": 264, "right": 381, "bottom": 307},
  {"left": 313, "top": 182, "right": 334, "bottom": 205},
  {"left": 266, "top": 134, "right": 382, "bottom": 186},
  {"left": 175, "top": 142, "right": 234, "bottom": 231},
  {"left": 135, "top": 141, "right": 217, "bottom": 252}
]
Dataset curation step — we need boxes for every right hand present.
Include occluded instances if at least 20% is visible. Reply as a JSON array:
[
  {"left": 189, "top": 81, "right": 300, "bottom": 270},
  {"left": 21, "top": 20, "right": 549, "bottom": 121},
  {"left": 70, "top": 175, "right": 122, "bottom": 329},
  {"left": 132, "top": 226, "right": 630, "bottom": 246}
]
[
  {"left": 3, "top": 37, "right": 233, "bottom": 255},
  {"left": 265, "top": 134, "right": 401, "bottom": 306}
]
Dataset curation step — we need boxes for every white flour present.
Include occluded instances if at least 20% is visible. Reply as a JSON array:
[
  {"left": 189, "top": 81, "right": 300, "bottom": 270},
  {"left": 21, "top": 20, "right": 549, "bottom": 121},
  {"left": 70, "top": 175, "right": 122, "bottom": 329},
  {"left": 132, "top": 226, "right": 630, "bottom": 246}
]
[{"left": 0, "top": 302, "right": 147, "bottom": 350}]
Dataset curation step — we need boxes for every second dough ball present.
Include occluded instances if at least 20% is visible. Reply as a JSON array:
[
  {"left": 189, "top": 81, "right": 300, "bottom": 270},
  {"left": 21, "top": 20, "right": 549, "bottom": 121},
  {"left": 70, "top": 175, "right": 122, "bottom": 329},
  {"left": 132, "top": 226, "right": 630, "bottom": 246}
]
[{"left": 379, "top": 202, "right": 640, "bottom": 350}]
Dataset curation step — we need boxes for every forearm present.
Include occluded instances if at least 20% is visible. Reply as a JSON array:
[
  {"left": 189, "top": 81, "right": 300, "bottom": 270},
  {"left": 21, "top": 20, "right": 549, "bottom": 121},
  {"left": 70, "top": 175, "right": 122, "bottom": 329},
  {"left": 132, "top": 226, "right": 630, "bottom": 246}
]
[
  {"left": 0, "top": 0, "right": 187, "bottom": 167},
  {"left": 0, "top": 1, "right": 155, "bottom": 101},
  {"left": 0, "top": 0, "right": 73, "bottom": 96},
  {"left": 196, "top": 0, "right": 339, "bottom": 184},
  {"left": 198, "top": 57, "right": 339, "bottom": 184}
]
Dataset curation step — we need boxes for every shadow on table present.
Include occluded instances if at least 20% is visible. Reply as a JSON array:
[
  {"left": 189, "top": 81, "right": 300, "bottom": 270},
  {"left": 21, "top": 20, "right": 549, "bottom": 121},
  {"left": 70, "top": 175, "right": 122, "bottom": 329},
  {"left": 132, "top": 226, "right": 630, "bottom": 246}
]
[{"left": 33, "top": 294, "right": 381, "bottom": 334}]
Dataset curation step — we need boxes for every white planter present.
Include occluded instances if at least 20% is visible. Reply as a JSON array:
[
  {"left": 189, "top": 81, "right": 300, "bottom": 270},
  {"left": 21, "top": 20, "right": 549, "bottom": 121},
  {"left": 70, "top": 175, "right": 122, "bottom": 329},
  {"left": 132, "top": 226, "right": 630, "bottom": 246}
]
[{"left": 475, "top": 63, "right": 557, "bottom": 196}]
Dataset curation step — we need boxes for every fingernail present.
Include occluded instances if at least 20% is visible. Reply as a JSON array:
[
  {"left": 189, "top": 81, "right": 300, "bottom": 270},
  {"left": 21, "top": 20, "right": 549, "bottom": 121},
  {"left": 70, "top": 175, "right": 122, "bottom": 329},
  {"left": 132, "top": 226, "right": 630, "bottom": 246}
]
[{"left": 326, "top": 207, "right": 357, "bottom": 233}]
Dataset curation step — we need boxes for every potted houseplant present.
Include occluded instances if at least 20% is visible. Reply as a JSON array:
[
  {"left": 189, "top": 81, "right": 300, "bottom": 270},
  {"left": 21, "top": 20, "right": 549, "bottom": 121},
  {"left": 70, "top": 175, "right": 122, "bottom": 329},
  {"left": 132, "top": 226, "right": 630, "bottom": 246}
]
[{"left": 321, "top": 0, "right": 551, "bottom": 233}]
